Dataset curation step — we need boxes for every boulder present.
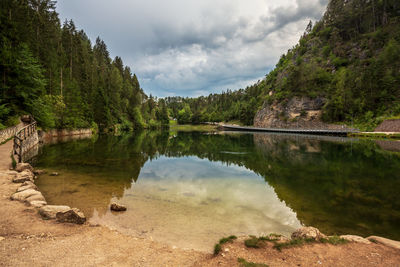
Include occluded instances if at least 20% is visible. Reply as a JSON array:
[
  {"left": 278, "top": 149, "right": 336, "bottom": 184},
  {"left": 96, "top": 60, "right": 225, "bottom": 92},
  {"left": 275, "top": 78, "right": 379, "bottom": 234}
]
[
  {"left": 29, "top": 200, "right": 47, "bottom": 208},
  {"left": 5, "top": 170, "right": 18, "bottom": 178},
  {"left": 17, "top": 183, "right": 38, "bottom": 192},
  {"left": 39, "top": 205, "right": 71, "bottom": 220},
  {"left": 340, "top": 235, "right": 371, "bottom": 244},
  {"left": 291, "top": 227, "right": 326, "bottom": 241},
  {"left": 15, "top": 163, "right": 33, "bottom": 172},
  {"left": 22, "top": 180, "right": 36, "bottom": 187},
  {"left": 110, "top": 203, "right": 127, "bottom": 212},
  {"left": 13, "top": 170, "right": 34, "bottom": 183},
  {"left": 11, "top": 189, "right": 41, "bottom": 201},
  {"left": 25, "top": 192, "right": 46, "bottom": 202},
  {"left": 367, "top": 236, "right": 400, "bottom": 250},
  {"left": 56, "top": 208, "right": 86, "bottom": 224}
]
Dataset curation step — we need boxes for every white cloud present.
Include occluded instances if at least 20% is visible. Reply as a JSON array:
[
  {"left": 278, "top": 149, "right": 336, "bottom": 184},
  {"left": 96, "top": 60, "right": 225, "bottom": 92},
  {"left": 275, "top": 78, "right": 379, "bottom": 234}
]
[{"left": 56, "top": 0, "right": 329, "bottom": 97}]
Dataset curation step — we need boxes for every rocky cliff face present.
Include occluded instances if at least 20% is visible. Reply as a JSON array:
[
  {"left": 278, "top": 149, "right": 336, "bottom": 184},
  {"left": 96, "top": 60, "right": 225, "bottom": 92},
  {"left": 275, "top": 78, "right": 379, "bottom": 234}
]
[{"left": 254, "top": 96, "right": 347, "bottom": 129}]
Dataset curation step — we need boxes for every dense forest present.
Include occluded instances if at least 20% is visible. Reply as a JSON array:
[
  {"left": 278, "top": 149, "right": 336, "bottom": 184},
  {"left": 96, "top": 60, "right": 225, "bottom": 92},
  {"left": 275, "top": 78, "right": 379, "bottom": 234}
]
[
  {"left": 0, "top": 0, "right": 168, "bottom": 131},
  {"left": 167, "top": 0, "right": 400, "bottom": 128},
  {"left": 1, "top": 0, "right": 399, "bottom": 131}
]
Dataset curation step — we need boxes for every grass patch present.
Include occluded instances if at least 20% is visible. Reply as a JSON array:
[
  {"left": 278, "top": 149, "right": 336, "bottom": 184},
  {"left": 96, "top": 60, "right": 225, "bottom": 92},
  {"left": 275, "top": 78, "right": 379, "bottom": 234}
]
[
  {"left": 320, "top": 236, "right": 349, "bottom": 245},
  {"left": 0, "top": 136, "right": 13, "bottom": 145},
  {"left": 169, "top": 124, "right": 218, "bottom": 132},
  {"left": 219, "top": 235, "right": 237, "bottom": 244},
  {"left": 238, "top": 258, "right": 269, "bottom": 267},
  {"left": 272, "top": 238, "right": 316, "bottom": 251},
  {"left": 348, "top": 132, "right": 400, "bottom": 139},
  {"left": 244, "top": 236, "right": 262, "bottom": 248},
  {"left": 11, "top": 153, "right": 17, "bottom": 169},
  {"left": 244, "top": 235, "right": 282, "bottom": 248},
  {"left": 213, "top": 235, "right": 237, "bottom": 255},
  {"left": 272, "top": 236, "right": 348, "bottom": 251},
  {"left": 213, "top": 243, "right": 222, "bottom": 255}
]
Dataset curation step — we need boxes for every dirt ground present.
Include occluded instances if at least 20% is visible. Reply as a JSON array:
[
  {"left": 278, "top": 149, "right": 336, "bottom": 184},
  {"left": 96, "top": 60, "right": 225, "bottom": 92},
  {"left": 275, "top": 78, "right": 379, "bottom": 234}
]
[{"left": 1, "top": 140, "right": 400, "bottom": 266}]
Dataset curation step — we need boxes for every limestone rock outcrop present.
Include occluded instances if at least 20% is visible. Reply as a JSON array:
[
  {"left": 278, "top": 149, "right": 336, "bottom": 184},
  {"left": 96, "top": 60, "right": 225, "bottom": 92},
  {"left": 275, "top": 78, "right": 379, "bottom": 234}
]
[{"left": 254, "top": 96, "right": 349, "bottom": 130}]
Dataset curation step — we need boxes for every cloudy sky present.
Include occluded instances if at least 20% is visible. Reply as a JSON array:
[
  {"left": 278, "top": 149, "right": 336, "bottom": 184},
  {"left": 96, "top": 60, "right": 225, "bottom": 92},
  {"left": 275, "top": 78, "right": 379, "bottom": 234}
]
[{"left": 56, "top": 0, "right": 329, "bottom": 97}]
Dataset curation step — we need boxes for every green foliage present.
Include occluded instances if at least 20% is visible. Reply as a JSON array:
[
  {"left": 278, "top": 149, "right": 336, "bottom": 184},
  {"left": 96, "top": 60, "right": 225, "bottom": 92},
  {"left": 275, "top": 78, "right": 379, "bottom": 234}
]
[
  {"left": 213, "top": 235, "right": 237, "bottom": 255},
  {"left": 272, "top": 238, "right": 316, "bottom": 251},
  {"left": 0, "top": 1, "right": 162, "bottom": 131},
  {"left": 219, "top": 235, "right": 237, "bottom": 244},
  {"left": 165, "top": 0, "right": 400, "bottom": 128},
  {"left": 11, "top": 153, "right": 17, "bottom": 169},
  {"left": 320, "top": 236, "right": 348, "bottom": 245},
  {"left": 213, "top": 243, "right": 221, "bottom": 255},
  {"left": 244, "top": 236, "right": 262, "bottom": 248},
  {"left": 238, "top": 258, "right": 269, "bottom": 267}
]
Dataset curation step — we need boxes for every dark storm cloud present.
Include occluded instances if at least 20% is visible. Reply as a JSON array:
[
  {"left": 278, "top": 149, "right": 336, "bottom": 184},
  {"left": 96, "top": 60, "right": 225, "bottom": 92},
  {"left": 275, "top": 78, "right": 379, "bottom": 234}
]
[{"left": 56, "top": 0, "right": 329, "bottom": 97}]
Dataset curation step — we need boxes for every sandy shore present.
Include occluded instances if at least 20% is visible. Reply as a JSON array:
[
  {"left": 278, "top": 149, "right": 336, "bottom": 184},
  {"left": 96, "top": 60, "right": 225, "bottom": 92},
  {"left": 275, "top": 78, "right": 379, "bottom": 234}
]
[{"left": 1, "top": 140, "right": 399, "bottom": 266}]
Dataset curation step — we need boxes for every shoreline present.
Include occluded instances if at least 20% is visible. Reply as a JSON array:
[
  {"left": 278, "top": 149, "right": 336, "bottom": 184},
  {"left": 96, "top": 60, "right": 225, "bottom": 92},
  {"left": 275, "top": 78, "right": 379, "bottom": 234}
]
[{"left": 1, "top": 139, "right": 400, "bottom": 266}]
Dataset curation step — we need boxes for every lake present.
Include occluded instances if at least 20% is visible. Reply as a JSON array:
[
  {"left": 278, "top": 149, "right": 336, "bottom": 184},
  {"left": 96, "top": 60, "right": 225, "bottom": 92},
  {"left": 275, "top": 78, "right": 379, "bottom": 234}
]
[{"left": 32, "top": 130, "right": 400, "bottom": 251}]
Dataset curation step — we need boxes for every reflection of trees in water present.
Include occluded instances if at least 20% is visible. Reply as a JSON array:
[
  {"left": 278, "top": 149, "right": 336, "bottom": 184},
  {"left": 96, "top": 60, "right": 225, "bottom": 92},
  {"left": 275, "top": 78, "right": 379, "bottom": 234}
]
[
  {"left": 164, "top": 132, "right": 400, "bottom": 239},
  {"left": 35, "top": 131, "right": 400, "bottom": 239}
]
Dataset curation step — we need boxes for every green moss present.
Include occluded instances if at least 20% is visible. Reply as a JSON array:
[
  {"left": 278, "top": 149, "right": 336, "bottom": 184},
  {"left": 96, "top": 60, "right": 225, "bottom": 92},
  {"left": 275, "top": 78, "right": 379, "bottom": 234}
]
[
  {"left": 219, "top": 235, "right": 237, "bottom": 244},
  {"left": 11, "top": 153, "right": 17, "bottom": 169},
  {"left": 320, "top": 236, "right": 349, "bottom": 245},
  {"left": 213, "top": 243, "right": 222, "bottom": 255},
  {"left": 238, "top": 258, "right": 269, "bottom": 267},
  {"left": 244, "top": 236, "right": 261, "bottom": 248},
  {"left": 214, "top": 235, "right": 237, "bottom": 255},
  {"left": 272, "top": 238, "right": 316, "bottom": 251}
]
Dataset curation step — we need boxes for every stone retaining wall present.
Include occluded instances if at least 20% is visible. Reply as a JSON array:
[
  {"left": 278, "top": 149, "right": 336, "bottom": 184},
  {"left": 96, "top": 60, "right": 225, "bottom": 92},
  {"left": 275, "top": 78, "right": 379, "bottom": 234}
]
[
  {"left": 38, "top": 128, "right": 93, "bottom": 145},
  {"left": 0, "top": 122, "right": 24, "bottom": 143},
  {"left": 375, "top": 119, "right": 400, "bottom": 132}
]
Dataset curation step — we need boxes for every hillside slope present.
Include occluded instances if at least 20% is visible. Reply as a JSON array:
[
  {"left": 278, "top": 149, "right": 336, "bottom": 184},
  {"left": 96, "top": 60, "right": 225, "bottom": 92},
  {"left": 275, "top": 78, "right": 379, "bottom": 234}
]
[
  {"left": 255, "top": 0, "right": 400, "bottom": 130},
  {"left": 165, "top": 0, "right": 400, "bottom": 130}
]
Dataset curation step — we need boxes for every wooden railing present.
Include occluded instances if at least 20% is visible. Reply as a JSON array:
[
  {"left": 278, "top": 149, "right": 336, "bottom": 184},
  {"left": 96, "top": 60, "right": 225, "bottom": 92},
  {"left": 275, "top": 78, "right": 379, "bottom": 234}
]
[{"left": 13, "top": 118, "right": 37, "bottom": 163}]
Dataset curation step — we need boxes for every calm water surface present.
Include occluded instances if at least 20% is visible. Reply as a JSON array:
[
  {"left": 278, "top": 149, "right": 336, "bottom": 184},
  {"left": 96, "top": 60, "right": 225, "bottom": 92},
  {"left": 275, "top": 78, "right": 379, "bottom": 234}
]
[{"left": 32, "top": 131, "right": 400, "bottom": 251}]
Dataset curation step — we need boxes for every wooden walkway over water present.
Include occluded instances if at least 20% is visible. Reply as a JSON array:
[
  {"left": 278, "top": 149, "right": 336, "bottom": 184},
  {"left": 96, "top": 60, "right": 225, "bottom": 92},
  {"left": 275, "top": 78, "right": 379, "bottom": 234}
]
[{"left": 220, "top": 125, "right": 358, "bottom": 136}]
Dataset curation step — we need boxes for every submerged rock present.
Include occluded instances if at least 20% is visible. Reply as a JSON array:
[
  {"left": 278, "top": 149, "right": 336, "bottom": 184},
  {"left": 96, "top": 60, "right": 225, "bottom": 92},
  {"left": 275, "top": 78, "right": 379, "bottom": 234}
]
[
  {"left": 291, "top": 227, "right": 326, "bottom": 241},
  {"left": 15, "top": 163, "right": 33, "bottom": 172},
  {"left": 56, "top": 208, "right": 86, "bottom": 224},
  {"left": 110, "top": 203, "right": 127, "bottom": 212},
  {"left": 39, "top": 205, "right": 71, "bottom": 220},
  {"left": 33, "top": 169, "right": 46, "bottom": 175}
]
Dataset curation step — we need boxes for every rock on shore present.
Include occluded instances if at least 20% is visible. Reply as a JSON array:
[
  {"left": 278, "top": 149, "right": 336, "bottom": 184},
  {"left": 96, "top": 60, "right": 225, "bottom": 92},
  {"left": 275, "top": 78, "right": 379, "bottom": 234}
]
[
  {"left": 39, "top": 205, "right": 71, "bottom": 220},
  {"left": 110, "top": 203, "right": 127, "bottom": 211},
  {"left": 56, "top": 208, "right": 86, "bottom": 224}
]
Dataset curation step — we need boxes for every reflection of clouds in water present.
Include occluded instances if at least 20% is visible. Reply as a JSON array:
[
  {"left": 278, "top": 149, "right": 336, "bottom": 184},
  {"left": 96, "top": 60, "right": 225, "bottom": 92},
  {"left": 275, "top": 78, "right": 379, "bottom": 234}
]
[
  {"left": 139, "top": 156, "right": 257, "bottom": 180},
  {"left": 133, "top": 156, "right": 301, "bottom": 232}
]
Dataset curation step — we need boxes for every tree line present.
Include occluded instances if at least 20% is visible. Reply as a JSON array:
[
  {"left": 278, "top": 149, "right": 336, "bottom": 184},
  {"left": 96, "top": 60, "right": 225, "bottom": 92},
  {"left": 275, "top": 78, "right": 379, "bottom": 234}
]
[{"left": 0, "top": 0, "right": 168, "bottom": 131}]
